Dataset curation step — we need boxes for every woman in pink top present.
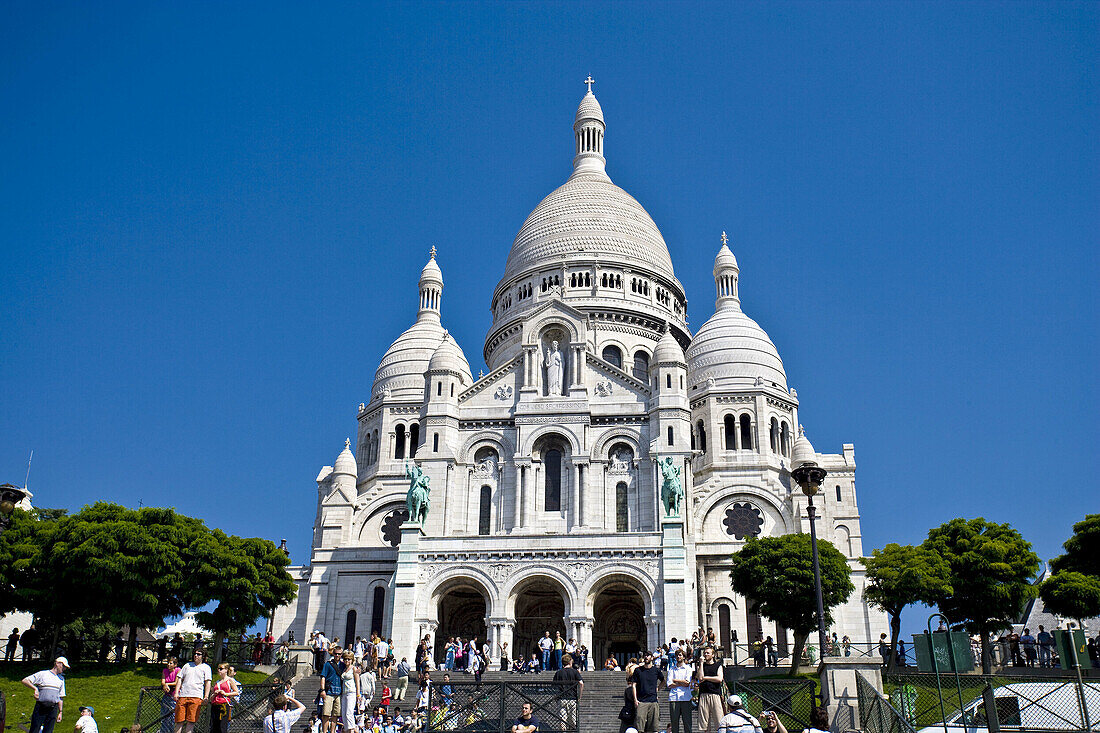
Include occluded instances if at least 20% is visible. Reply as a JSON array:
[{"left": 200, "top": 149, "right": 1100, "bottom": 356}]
[
  {"left": 161, "top": 657, "right": 180, "bottom": 733},
  {"left": 209, "top": 663, "right": 234, "bottom": 733}
]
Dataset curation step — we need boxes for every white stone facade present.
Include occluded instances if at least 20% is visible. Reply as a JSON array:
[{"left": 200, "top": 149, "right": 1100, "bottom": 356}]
[{"left": 272, "top": 85, "right": 886, "bottom": 664}]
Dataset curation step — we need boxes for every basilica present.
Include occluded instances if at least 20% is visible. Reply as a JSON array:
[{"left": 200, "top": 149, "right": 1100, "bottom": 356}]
[{"left": 272, "top": 83, "right": 885, "bottom": 664}]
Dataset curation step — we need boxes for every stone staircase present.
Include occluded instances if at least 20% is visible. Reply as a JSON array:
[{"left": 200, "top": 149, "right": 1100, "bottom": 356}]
[{"left": 290, "top": 668, "right": 704, "bottom": 732}]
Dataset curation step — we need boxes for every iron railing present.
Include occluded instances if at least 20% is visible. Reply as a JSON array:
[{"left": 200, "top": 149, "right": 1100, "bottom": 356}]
[
  {"left": 857, "top": 672, "right": 917, "bottom": 733},
  {"left": 727, "top": 677, "right": 816, "bottom": 732},
  {"left": 4, "top": 637, "right": 287, "bottom": 667},
  {"left": 425, "top": 680, "right": 581, "bottom": 733},
  {"left": 882, "top": 672, "right": 1100, "bottom": 732},
  {"left": 134, "top": 682, "right": 281, "bottom": 733}
]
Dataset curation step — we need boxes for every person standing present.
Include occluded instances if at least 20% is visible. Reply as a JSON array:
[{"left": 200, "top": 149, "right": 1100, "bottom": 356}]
[
  {"left": 209, "top": 664, "right": 235, "bottom": 733},
  {"left": 160, "top": 657, "right": 180, "bottom": 733},
  {"left": 539, "top": 632, "right": 553, "bottom": 672},
  {"left": 393, "top": 657, "right": 410, "bottom": 701},
  {"left": 173, "top": 650, "right": 211, "bottom": 733},
  {"left": 339, "top": 651, "right": 362, "bottom": 733},
  {"left": 667, "top": 648, "right": 694, "bottom": 733},
  {"left": 312, "top": 632, "right": 329, "bottom": 675},
  {"left": 264, "top": 695, "right": 306, "bottom": 733},
  {"left": 697, "top": 645, "right": 724, "bottom": 733},
  {"left": 716, "top": 695, "right": 761, "bottom": 733},
  {"left": 630, "top": 653, "right": 661, "bottom": 733},
  {"left": 318, "top": 647, "right": 344, "bottom": 733},
  {"left": 553, "top": 632, "right": 564, "bottom": 671},
  {"left": 1036, "top": 625, "right": 1053, "bottom": 668},
  {"left": 23, "top": 656, "right": 69, "bottom": 733},
  {"left": 499, "top": 640, "right": 509, "bottom": 672},
  {"left": 552, "top": 653, "right": 583, "bottom": 730},
  {"left": 6, "top": 627, "right": 20, "bottom": 661}
]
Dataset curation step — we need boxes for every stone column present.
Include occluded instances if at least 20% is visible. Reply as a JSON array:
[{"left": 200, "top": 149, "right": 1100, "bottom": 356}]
[
  {"left": 531, "top": 464, "right": 540, "bottom": 520},
  {"left": 512, "top": 461, "right": 523, "bottom": 531},
  {"left": 571, "top": 462, "right": 581, "bottom": 529},
  {"left": 391, "top": 522, "right": 424, "bottom": 667},
  {"left": 660, "top": 516, "right": 690, "bottom": 644},
  {"left": 577, "top": 462, "right": 586, "bottom": 527}
]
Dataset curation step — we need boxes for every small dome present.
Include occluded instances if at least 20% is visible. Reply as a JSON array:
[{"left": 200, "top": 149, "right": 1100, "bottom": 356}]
[
  {"left": 372, "top": 318, "right": 447, "bottom": 399},
  {"left": 333, "top": 438, "right": 357, "bottom": 478},
  {"left": 653, "top": 327, "right": 685, "bottom": 365},
  {"left": 687, "top": 305, "right": 787, "bottom": 389},
  {"left": 575, "top": 91, "right": 604, "bottom": 126},
  {"left": 420, "top": 251, "right": 443, "bottom": 286},
  {"left": 428, "top": 332, "right": 473, "bottom": 382},
  {"left": 714, "top": 241, "right": 739, "bottom": 274},
  {"left": 791, "top": 428, "right": 817, "bottom": 468}
]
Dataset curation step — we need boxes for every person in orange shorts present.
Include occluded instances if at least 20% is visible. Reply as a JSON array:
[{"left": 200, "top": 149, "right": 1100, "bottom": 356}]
[{"left": 173, "top": 650, "right": 211, "bottom": 733}]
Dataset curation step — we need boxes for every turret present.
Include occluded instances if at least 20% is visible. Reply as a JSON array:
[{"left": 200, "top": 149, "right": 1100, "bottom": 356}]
[{"left": 572, "top": 76, "right": 607, "bottom": 177}]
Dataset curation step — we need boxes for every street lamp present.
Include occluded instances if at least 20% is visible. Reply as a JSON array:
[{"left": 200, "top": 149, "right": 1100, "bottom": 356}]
[
  {"left": 791, "top": 428, "right": 829, "bottom": 703},
  {"left": 0, "top": 483, "right": 28, "bottom": 535}
]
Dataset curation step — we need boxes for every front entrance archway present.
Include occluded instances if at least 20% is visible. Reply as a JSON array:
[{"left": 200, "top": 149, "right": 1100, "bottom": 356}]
[
  {"left": 593, "top": 581, "right": 646, "bottom": 669},
  {"left": 512, "top": 578, "right": 568, "bottom": 664},
  {"left": 435, "top": 584, "right": 487, "bottom": 666}
]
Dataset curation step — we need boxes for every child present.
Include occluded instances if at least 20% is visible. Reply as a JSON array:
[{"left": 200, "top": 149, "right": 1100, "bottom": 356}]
[
  {"left": 380, "top": 683, "right": 391, "bottom": 710},
  {"left": 74, "top": 707, "right": 98, "bottom": 733},
  {"left": 308, "top": 714, "right": 321, "bottom": 733}
]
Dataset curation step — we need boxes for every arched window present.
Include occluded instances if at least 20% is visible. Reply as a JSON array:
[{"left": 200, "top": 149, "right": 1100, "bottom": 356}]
[
  {"left": 409, "top": 423, "right": 420, "bottom": 457},
  {"left": 372, "top": 431, "right": 379, "bottom": 465},
  {"left": 836, "top": 485, "right": 842, "bottom": 502},
  {"left": 781, "top": 422, "right": 791, "bottom": 457},
  {"left": 696, "top": 420, "right": 707, "bottom": 452},
  {"left": 739, "top": 414, "right": 753, "bottom": 450},
  {"left": 450, "top": 383, "right": 454, "bottom": 397},
  {"left": 770, "top": 418, "right": 779, "bottom": 452},
  {"left": 371, "top": 587, "right": 385, "bottom": 637},
  {"left": 602, "top": 345, "right": 623, "bottom": 369},
  {"left": 437, "top": 381, "right": 442, "bottom": 396},
  {"left": 724, "top": 415, "right": 737, "bottom": 450},
  {"left": 345, "top": 610, "right": 357, "bottom": 644},
  {"left": 395, "top": 424, "right": 406, "bottom": 459},
  {"left": 633, "top": 351, "right": 649, "bottom": 380},
  {"left": 478, "top": 486, "right": 492, "bottom": 535},
  {"left": 544, "top": 449, "right": 562, "bottom": 512},
  {"left": 667, "top": 426, "right": 674, "bottom": 446},
  {"left": 615, "top": 482, "right": 628, "bottom": 532},
  {"left": 690, "top": 428, "right": 696, "bottom": 450}
]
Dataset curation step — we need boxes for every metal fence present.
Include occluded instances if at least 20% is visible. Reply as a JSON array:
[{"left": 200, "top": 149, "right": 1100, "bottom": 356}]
[
  {"left": 424, "top": 680, "right": 581, "bottom": 733},
  {"left": 882, "top": 672, "right": 1100, "bottom": 732},
  {"left": 6, "top": 637, "right": 287, "bottom": 667},
  {"left": 856, "top": 672, "right": 917, "bottom": 733},
  {"left": 727, "top": 677, "right": 816, "bottom": 732},
  {"left": 134, "top": 683, "right": 281, "bottom": 733}
]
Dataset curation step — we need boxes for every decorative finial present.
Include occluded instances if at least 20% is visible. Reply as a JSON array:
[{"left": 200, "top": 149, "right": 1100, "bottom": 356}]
[
  {"left": 798, "top": 424, "right": 805, "bottom": 437},
  {"left": 584, "top": 75, "right": 595, "bottom": 93},
  {"left": 345, "top": 437, "right": 351, "bottom": 449},
  {"left": 429, "top": 246, "right": 437, "bottom": 259},
  {"left": 720, "top": 231, "right": 728, "bottom": 247}
]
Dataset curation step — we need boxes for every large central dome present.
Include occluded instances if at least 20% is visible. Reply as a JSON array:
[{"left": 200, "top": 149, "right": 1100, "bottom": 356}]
[{"left": 502, "top": 171, "right": 677, "bottom": 282}]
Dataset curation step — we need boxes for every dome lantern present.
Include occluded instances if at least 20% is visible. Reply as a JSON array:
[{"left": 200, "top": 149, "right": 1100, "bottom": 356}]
[
  {"left": 714, "top": 231, "right": 740, "bottom": 309},
  {"left": 573, "top": 76, "right": 607, "bottom": 177},
  {"left": 418, "top": 247, "right": 443, "bottom": 322}
]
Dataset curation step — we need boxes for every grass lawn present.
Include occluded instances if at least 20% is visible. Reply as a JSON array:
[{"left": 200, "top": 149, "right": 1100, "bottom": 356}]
[{"left": 1, "top": 662, "right": 267, "bottom": 732}]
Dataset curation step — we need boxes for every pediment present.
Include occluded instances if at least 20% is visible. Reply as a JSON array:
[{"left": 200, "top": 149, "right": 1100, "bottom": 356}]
[
  {"left": 521, "top": 298, "right": 589, "bottom": 344},
  {"left": 587, "top": 352, "right": 651, "bottom": 397}
]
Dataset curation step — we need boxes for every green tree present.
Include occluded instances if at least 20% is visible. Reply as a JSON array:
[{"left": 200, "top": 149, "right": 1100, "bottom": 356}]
[
  {"left": 863, "top": 543, "right": 952, "bottom": 670},
  {"left": 730, "top": 533, "right": 854, "bottom": 675},
  {"left": 191, "top": 532, "right": 297, "bottom": 664},
  {"left": 1040, "top": 515, "right": 1100, "bottom": 622},
  {"left": 1040, "top": 571, "right": 1100, "bottom": 622},
  {"left": 923, "top": 518, "right": 1040, "bottom": 673}
]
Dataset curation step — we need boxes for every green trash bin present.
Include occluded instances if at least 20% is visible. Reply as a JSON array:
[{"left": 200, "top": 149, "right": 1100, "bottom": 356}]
[
  {"left": 1053, "top": 629, "right": 1093, "bottom": 670},
  {"left": 912, "top": 632, "right": 974, "bottom": 673}
]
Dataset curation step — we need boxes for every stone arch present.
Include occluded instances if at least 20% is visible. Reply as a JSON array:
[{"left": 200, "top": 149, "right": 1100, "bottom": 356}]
[
  {"left": 582, "top": 566, "right": 656, "bottom": 618},
  {"left": 696, "top": 485, "right": 789, "bottom": 532},
  {"left": 427, "top": 573, "right": 493, "bottom": 663},
  {"left": 355, "top": 499, "right": 407, "bottom": 545},
  {"left": 420, "top": 567, "right": 500, "bottom": 618},
  {"left": 506, "top": 570, "right": 575, "bottom": 662},
  {"left": 586, "top": 570, "right": 652, "bottom": 668},
  {"left": 458, "top": 431, "right": 516, "bottom": 465},
  {"left": 521, "top": 425, "right": 581, "bottom": 455},
  {"left": 592, "top": 428, "right": 643, "bottom": 460},
  {"left": 504, "top": 568, "right": 576, "bottom": 618},
  {"left": 834, "top": 524, "right": 853, "bottom": 556},
  {"left": 527, "top": 316, "right": 580, "bottom": 345}
]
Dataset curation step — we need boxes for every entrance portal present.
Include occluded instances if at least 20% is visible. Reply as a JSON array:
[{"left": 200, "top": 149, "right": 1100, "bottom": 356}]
[
  {"left": 593, "top": 581, "right": 646, "bottom": 668},
  {"left": 436, "top": 587, "right": 487, "bottom": 665},
  {"left": 512, "top": 579, "right": 567, "bottom": 664}
]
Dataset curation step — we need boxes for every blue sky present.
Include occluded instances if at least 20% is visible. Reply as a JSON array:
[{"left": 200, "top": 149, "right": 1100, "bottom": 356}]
[{"left": 1, "top": 3, "right": 1096, "bottom": 638}]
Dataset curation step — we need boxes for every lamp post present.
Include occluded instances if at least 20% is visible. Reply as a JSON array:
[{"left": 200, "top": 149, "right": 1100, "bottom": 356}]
[
  {"left": 0, "top": 483, "right": 28, "bottom": 535},
  {"left": 791, "top": 429, "right": 829, "bottom": 703}
]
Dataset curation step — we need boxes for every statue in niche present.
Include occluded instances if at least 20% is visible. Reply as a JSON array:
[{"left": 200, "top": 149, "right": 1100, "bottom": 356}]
[
  {"left": 609, "top": 448, "right": 633, "bottom": 473},
  {"left": 544, "top": 339, "right": 564, "bottom": 396},
  {"left": 654, "top": 449, "right": 683, "bottom": 517},
  {"left": 474, "top": 455, "right": 497, "bottom": 476},
  {"left": 404, "top": 460, "right": 431, "bottom": 525}
]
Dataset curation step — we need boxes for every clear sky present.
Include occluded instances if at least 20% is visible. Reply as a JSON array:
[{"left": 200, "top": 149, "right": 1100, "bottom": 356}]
[{"left": 2, "top": 3, "right": 1096, "bottom": 638}]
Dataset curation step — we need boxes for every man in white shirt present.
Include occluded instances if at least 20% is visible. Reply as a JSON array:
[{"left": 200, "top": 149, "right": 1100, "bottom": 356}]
[
  {"left": 538, "top": 632, "right": 553, "bottom": 671},
  {"left": 666, "top": 649, "right": 694, "bottom": 733},
  {"left": 264, "top": 694, "right": 306, "bottom": 733},
  {"left": 717, "top": 695, "right": 762, "bottom": 733},
  {"left": 23, "top": 656, "right": 68, "bottom": 733},
  {"left": 173, "top": 650, "right": 212, "bottom": 733},
  {"left": 313, "top": 632, "right": 329, "bottom": 674},
  {"left": 74, "top": 707, "right": 97, "bottom": 733}
]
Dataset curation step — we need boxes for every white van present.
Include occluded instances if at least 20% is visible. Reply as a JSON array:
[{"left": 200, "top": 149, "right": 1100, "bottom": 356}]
[{"left": 915, "top": 681, "right": 1100, "bottom": 732}]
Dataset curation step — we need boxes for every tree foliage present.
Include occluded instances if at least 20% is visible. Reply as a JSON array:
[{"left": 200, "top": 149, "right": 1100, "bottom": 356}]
[
  {"left": 1041, "top": 514, "right": 1100, "bottom": 622},
  {"left": 0, "top": 502, "right": 296, "bottom": 658},
  {"left": 923, "top": 517, "right": 1040, "bottom": 673},
  {"left": 730, "top": 533, "right": 854, "bottom": 674},
  {"left": 862, "top": 543, "right": 953, "bottom": 670}
]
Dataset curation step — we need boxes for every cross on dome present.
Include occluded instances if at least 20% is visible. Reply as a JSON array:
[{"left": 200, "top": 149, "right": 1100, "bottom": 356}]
[
  {"left": 429, "top": 246, "right": 437, "bottom": 259},
  {"left": 584, "top": 75, "right": 595, "bottom": 93},
  {"left": 721, "top": 231, "right": 728, "bottom": 246},
  {"left": 345, "top": 437, "right": 351, "bottom": 449}
]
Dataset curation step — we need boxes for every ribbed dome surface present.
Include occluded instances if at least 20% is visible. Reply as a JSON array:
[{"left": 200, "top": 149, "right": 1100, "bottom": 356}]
[
  {"left": 372, "top": 318, "right": 446, "bottom": 399},
  {"left": 502, "top": 172, "right": 677, "bottom": 282},
  {"left": 653, "top": 327, "right": 685, "bottom": 365},
  {"left": 333, "top": 441, "right": 357, "bottom": 477},
  {"left": 575, "top": 92, "right": 604, "bottom": 124},
  {"left": 687, "top": 305, "right": 787, "bottom": 389}
]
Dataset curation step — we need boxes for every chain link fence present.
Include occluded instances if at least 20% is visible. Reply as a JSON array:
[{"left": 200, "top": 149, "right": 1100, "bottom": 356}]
[
  {"left": 727, "top": 677, "right": 816, "bottom": 732},
  {"left": 134, "top": 683, "right": 281, "bottom": 733},
  {"left": 883, "top": 672, "right": 1100, "bottom": 732},
  {"left": 424, "top": 680, "right": 580, "bottom": 733},
  {"left": 856, "top": 672, "right": 917, "bottom": 733}
]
